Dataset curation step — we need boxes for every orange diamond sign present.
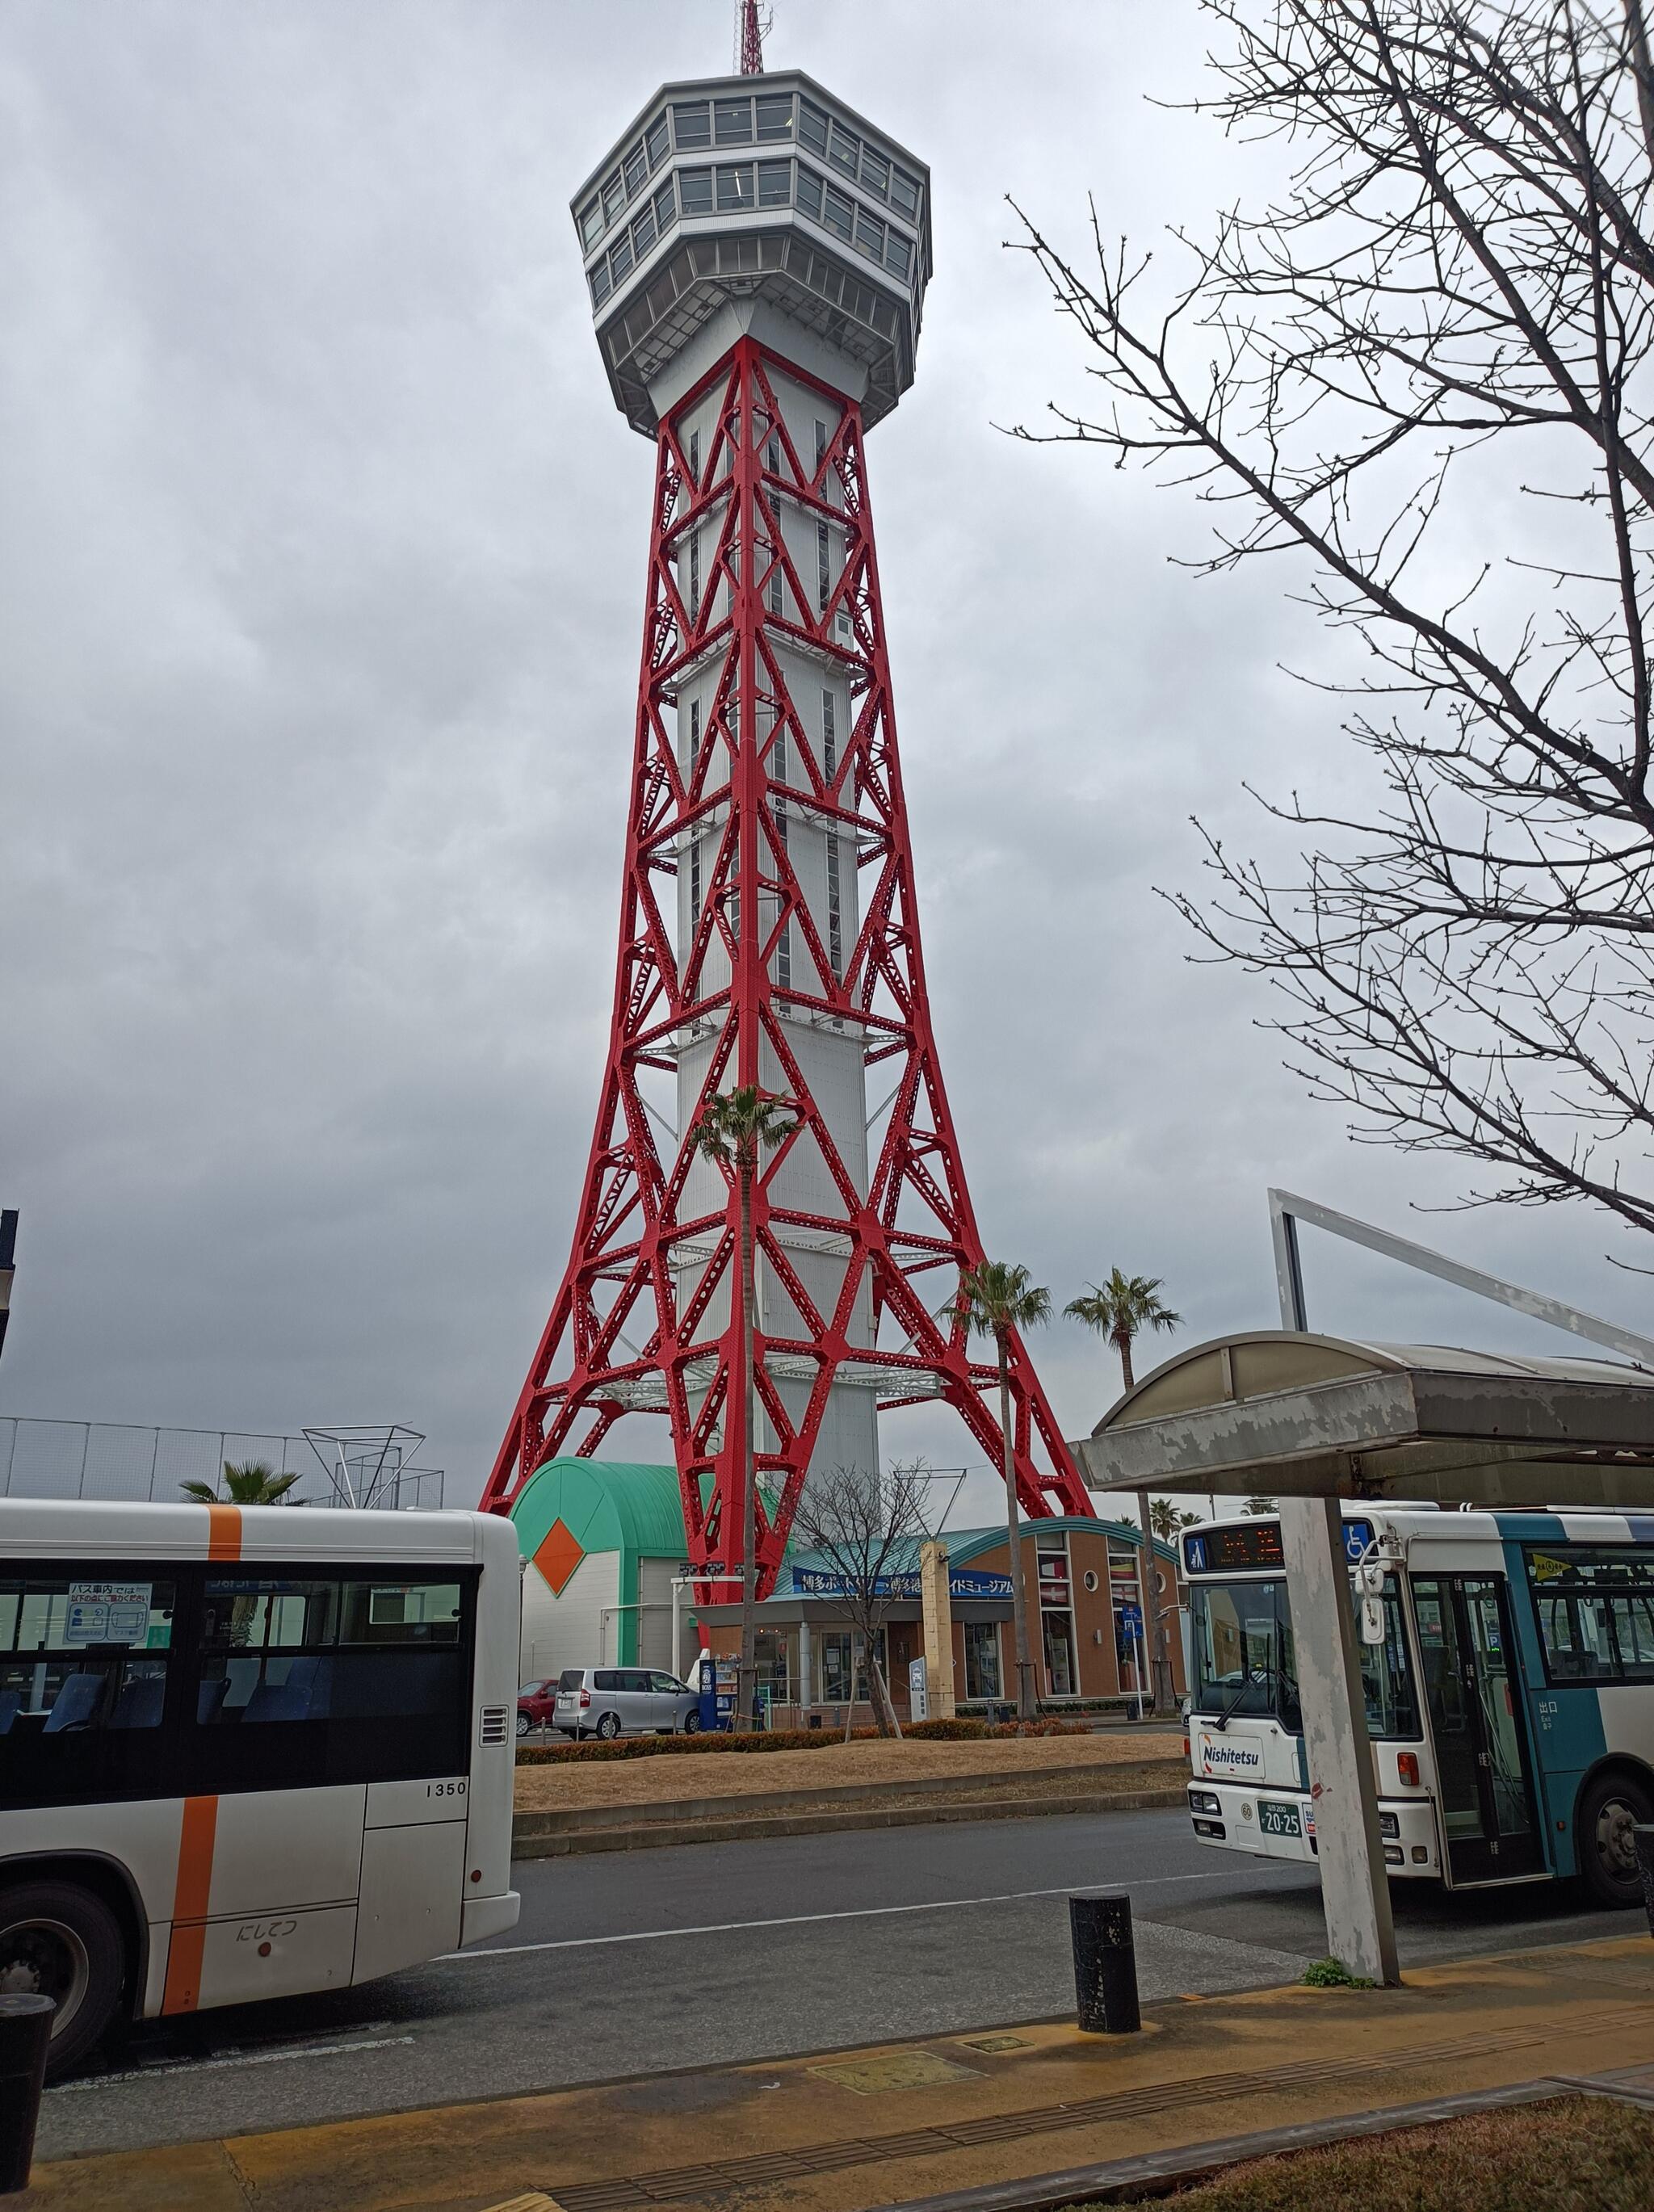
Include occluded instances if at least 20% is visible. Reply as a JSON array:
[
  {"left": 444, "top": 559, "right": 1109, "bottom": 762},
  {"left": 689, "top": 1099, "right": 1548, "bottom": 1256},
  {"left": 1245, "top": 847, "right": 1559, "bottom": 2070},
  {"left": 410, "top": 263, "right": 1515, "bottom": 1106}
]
[{"left": 533, "top": 1517, "right": 585, "bottom": 1597}]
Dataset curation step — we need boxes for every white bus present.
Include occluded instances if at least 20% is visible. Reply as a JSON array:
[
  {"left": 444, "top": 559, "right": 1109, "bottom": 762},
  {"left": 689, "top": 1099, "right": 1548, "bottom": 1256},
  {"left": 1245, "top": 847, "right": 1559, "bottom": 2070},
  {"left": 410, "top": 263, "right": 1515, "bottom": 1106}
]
[
  {"left": 0, "top": 1499, "right": 521, "bottom": 2071},
  {"left": 1182, "top": 1507, "right": 1654, "bottom": 1906}
]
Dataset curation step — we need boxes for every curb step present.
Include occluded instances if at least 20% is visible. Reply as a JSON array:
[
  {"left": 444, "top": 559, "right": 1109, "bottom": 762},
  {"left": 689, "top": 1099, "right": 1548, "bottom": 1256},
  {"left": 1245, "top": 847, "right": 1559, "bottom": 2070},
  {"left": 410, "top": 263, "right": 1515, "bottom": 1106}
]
[{"left": 511, "top": 1784, "right": 1187, "bottom": 1858}]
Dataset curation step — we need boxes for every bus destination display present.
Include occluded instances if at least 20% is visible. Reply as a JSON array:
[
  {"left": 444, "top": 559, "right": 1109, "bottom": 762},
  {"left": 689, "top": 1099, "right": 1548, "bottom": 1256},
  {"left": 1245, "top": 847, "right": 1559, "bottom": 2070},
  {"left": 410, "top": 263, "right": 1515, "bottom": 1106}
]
[{"left": 1184, "top": 1523, "right": 1286, "bottom": 1574}]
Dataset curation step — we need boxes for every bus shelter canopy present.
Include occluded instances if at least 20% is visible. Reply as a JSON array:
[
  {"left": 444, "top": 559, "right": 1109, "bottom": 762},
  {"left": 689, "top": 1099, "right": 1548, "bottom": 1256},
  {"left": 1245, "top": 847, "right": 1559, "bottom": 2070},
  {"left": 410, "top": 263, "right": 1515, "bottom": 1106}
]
[{"left": 1074, "top": 1332, "right": 1654, "bottom": 1510}]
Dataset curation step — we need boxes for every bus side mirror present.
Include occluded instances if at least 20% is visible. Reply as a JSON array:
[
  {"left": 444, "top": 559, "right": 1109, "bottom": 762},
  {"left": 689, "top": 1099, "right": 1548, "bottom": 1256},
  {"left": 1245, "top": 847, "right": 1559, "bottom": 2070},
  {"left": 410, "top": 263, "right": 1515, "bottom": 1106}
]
[{"left": 1359, "top": 1593, "right": 1386, "bottom": 1646}]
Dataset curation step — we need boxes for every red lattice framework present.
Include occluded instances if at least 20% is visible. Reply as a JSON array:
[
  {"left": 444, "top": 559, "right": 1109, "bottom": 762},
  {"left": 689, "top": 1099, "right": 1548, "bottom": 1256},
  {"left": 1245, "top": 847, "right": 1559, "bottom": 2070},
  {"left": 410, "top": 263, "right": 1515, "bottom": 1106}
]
[{"left": 482, "top": 336, "right": 1092, "bottom": 1587}]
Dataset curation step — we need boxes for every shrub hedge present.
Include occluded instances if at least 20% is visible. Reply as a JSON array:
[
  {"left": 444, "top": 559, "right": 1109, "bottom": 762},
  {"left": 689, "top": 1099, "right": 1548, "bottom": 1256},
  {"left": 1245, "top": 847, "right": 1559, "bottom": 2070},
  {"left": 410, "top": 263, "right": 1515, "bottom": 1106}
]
[{"left": 515, "top": 1714, "right": 1089, "bottom": 1765}]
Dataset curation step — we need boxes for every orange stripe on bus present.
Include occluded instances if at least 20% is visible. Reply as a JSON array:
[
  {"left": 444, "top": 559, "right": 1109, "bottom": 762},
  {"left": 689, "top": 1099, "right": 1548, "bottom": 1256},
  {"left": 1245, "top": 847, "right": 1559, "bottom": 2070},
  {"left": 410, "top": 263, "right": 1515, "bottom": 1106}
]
[
  {"left": 206, "top": 1504, "right": 241, "bottom": 1560},
  {"left": 161, "top": 1795, "right": 219, "bottom": 2016}
]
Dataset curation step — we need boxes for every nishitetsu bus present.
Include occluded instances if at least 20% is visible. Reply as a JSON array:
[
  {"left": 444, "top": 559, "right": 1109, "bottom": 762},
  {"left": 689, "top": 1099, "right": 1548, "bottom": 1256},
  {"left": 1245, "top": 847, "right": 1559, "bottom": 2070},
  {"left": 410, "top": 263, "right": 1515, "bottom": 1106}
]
[
  {"left": 1182, "top": 1507, "right": 1654, "bottom": 1905},
  {"left": 0, "top": 1500, "right": 521, "bottom": 2071}
]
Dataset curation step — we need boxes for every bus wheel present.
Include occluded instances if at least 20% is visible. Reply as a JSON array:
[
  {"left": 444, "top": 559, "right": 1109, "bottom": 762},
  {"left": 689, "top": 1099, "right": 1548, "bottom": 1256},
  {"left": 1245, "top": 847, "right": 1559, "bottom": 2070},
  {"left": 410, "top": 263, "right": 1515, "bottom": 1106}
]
[
  {"left": 0, "top": 1880, "right": 126, "bottom": 2076},
  {"left": 1578, "top": 1771, "right": 1654, "bottom": 1908}
]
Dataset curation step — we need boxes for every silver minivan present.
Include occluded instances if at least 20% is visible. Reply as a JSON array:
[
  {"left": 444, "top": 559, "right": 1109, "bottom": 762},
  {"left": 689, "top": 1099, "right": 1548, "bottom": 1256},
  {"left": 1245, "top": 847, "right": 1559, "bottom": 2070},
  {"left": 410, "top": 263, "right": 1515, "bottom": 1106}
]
[{"left": 553, "top": 1667, "right": 700, "bottom": 1740}]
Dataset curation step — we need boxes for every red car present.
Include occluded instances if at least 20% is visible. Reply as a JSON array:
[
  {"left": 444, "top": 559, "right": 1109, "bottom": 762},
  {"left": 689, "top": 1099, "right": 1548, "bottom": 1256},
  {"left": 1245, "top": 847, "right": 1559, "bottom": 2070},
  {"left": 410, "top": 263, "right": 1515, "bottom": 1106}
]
[{"left": 517, "top": 1678, "right": 557, "bottom": 1737}]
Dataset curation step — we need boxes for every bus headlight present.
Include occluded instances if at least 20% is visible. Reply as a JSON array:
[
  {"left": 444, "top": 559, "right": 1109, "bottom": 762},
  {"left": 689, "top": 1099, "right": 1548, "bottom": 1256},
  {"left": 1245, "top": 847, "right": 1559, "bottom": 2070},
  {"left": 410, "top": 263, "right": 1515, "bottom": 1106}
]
[{"left": 1188, "top": 1789, "right": 1222, "bottom": 1815}]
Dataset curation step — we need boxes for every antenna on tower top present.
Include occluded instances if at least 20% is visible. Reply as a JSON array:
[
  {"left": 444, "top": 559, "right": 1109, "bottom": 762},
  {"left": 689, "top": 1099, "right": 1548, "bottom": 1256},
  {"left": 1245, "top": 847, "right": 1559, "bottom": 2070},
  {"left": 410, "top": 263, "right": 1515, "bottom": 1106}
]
[{"left": 737, "top": 0, "right": 768, "bottom": 75}]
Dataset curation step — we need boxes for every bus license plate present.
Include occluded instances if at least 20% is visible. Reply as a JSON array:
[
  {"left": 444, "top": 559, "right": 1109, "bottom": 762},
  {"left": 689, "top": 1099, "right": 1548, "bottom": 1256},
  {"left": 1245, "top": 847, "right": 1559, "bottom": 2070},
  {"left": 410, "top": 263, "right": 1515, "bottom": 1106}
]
[{"left": 1257, "top": 1799, "right": 1302, "bottom": 1837}]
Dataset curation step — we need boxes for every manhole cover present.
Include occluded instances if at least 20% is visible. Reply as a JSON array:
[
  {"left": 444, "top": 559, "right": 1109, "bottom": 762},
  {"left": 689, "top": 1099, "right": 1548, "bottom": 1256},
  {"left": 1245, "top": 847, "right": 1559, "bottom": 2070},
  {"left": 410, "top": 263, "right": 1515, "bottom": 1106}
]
[
  {"left": 962, "top": 2035, "right": 1031, "bottom": 2053},
  {"left": 808, "top": 2050, "right": 985, "bottom": 2096}
]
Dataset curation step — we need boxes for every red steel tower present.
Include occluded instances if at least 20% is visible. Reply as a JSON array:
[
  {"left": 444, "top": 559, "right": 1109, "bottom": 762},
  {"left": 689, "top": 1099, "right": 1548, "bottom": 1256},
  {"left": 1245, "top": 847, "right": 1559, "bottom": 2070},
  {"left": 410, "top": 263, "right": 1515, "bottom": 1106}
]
[{"left": 483, "top": 66, "right": 1093, "bottom": 1585}]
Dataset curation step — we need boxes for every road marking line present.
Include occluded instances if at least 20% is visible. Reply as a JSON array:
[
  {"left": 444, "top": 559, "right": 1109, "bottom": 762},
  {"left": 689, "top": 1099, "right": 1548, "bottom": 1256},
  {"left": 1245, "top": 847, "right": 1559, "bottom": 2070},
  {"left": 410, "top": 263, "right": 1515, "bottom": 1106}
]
[
  {"left": 443, "top": 1868, "right": 1256, "bottom": 1958},
  {"left": 48, "top": 2034, "right": 414, "bottom": 2093}
]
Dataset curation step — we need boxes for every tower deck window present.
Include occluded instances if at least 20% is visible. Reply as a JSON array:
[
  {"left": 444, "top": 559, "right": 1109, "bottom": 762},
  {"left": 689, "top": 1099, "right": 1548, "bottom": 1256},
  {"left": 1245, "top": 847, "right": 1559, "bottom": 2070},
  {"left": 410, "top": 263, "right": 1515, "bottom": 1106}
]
[
  {"left": 755, "top": 94, "right": 793, "bottom": 141},
  {"left": 821, "top": 690, "right": 837, "bottom": 779},
  {"left": 679, "top": 168, "right": 714, "bottom": 217},
  {"left": 817, "top": 520, "right": 832, "bottom": 612},
  {"left": 715, "top": 97, "right": 754, "bottom": 145},
  {"left": 758, "top": 161, "right": 792, "bottom": 208},
  {"left": 716, "top": 165, "right": 758, "bottom": 214},
  {"left": 674, "top": 101, "right": 712, "bottom": 150}
]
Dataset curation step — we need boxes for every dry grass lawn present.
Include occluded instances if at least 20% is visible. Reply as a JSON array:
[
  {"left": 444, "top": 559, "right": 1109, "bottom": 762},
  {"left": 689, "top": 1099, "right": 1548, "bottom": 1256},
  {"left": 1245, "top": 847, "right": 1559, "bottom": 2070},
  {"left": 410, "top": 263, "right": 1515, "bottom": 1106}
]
[
  {"left": 1087, "top": 2101, "right": 1654, "bottom": 2212},
  {"left": 514, "top": 1728, "right": 1185, "bottom": 1812}
]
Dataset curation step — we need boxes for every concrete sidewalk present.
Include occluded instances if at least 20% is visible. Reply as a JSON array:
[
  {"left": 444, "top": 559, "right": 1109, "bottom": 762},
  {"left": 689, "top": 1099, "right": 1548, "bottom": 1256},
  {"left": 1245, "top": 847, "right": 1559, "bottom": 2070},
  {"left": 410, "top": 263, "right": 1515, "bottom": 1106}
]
[{"left": 19, "top": 1935, "right": 1654, "bottom": 2212}]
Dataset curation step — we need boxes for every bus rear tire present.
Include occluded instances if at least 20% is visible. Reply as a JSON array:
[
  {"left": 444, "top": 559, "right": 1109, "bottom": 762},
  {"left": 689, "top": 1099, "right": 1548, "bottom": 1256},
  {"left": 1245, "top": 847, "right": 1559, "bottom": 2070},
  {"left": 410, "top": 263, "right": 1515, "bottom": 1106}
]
[
  {"left": 1578, "top": 1769, "right": 1654, "bottom": 1908},
  {"left": 0, "top": 1879, "right": 126, "bottom": 2076}
]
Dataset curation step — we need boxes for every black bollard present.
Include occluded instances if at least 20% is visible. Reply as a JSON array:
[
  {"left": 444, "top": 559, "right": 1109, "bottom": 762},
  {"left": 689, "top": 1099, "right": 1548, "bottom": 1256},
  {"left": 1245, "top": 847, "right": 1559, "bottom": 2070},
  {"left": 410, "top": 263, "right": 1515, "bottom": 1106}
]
[
  {"left": 1635, "top": 1824, "right": 1654, "bottom": 1937},
  {"left": 1069, "top": 1891, "right": 1140, "bottom": 2035},
  {"left": 0, "top": 1993, "right": 54, "bottom": 2195}
]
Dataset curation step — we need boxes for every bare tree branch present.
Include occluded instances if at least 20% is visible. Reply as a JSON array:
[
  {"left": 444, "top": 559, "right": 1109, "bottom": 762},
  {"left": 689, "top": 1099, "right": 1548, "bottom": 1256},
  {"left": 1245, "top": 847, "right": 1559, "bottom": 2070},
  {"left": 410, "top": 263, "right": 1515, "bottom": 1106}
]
[{"left": 1010, "top": 0, "right": 1654, "bottom": 1253}]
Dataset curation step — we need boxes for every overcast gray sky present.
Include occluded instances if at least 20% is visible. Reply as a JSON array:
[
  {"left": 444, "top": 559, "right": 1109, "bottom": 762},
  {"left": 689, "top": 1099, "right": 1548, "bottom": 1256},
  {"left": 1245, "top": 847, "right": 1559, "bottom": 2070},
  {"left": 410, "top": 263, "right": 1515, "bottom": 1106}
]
[{"left": 3, "top": 0, "right": 1644, "bottom": 1520}]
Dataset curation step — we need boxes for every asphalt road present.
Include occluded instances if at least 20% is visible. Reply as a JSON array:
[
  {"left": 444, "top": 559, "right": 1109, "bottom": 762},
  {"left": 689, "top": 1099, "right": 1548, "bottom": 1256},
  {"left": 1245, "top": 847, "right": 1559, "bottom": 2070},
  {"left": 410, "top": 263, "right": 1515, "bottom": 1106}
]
[{"left": 40, "top": 1808, "right": 1642, "bottom": 2160}]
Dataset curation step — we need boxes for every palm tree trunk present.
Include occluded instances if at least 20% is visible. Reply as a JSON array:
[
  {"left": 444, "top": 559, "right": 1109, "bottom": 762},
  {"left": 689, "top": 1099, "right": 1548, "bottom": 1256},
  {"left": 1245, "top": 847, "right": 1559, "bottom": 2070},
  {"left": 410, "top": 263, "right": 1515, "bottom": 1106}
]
[
  {"left": 999, "top": 1336, "right": 1036, "bottom": 1721},
  {"left": 737, "top": 1149, "right": 758, "bottom": 1733}
]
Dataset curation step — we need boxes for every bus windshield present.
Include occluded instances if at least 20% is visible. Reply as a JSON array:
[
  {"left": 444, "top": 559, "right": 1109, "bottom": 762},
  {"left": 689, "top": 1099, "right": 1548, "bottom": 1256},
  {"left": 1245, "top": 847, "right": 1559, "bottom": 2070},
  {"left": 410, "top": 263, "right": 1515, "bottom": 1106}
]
[{"left": 1190, "top": 1574, "right": 1420, "bottom": 1740}]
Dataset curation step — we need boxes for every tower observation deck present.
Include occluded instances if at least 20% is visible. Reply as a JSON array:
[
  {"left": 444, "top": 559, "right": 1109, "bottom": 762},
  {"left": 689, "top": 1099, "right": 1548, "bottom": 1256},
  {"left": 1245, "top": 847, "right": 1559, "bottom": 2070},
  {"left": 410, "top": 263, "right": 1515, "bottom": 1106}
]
[{"left": 483, "top": 65, "right": 1092, "bottom": 1589}]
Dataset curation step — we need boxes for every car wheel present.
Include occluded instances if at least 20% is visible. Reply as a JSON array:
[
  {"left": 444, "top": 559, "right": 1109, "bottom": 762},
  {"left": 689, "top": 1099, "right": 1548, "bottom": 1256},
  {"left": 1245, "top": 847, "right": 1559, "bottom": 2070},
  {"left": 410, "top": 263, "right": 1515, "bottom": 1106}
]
[
  {"left": 682, "top": 1710, "right": 702, "bottom": 1735},
  {"left": 0, "top": 1880, "right": 126, "bottom": 2076},
  {"left": 1578, "top": 1769, "right": 1654, "bottom": 1908},
  {"left": 595, "top": 1712, "right": 621, "bottom": 1740},
  {"left": 515, "top": 1710, "right": 530, "bottom": 1739}
]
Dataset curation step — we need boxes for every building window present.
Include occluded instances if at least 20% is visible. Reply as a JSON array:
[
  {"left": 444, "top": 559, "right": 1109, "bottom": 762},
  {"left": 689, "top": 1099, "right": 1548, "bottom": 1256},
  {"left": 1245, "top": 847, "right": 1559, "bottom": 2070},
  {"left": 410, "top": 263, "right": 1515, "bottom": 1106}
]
[
  {"left": 631, "top": 204, "right": 657, "bottom": 260},
  {"left": 689, "top": 837, "right": 700, "bottom": 924},
  {"left": 602, "top": 170, "right": 625, "bottom": 225},
  {"left": 716, "top": 164, "right": 758, "bottom": 213},
  {"left": 756, "top": 93, "right": 793, "bottom": 141},
  {"left": 678, "top": 168, "right": 714, "bottom": 217},
  {"left": 821, "top": 184, "right": 854, "bottom": 243},
  {"left": 766, "top": 543, "right": 785, "bottom": 617},
  {"left": 817, "top": 520, "right": 831, "bottom": 611},
  {"left": 799, "top": 100, "right": 829, "bottom": 157},
  {"left": 687, "top": 429, "right": 700, "bottom": 484},
  {"left": 646, "top": 114, "right": 670, "bottom": 170},
  {"left": 815, "top": 418, "right": 829, "bottom": 471},
  {"left": 890, "top": 168, "right": 921, "bottom": 221},
  {"left": 578, "top": 196, "right": 602, "bottom": 250},
  {"left": 609, "top": 232, "right": 633, "bottom": 283},
  {"left": 964, "top": 1622, "right": 1001, "bottom": 1702},
  {"left": 1042, "top": 1610, "right": 1077, "bottom": 1698},
  {"left": 715, "top": 96, "right": 754, "bottom": 145},
  {"left": 821, "top": 1631, "right": 864, "bottom": 1703},
  {"left": 826, "top": 834, "right": 842, "bottom": 979},
  {"left": 860, "top": 146, "right": 891, "bottom": 199},
  {"left": 623, "top": 140, "right": 649, "bottom": 199},
  {"left": 828, "top": 121, "right": 859, "bottom": 177},
  {"left": 796, "top": 166, "right": 823, "bottom": 223},
  {"left": 590, "top": 261, "right": 612, "bottom": 307},
  {"left": 655, "top": 181, "right": 678, "bottom": 235},
  {"left": 821, "top": 689, "right": 837, "bottom": 779},
  {"left": 854, "top": 208, "right": 885, "bottom": 262},
  {"left": 674, "top": 101, "right": 712, "bottom": 150},
  {"left": 758, "top": 160, "right": 791, "bottom": 209},
  {"left": 687, "top": 531, "right": 699, "bottom": 618},
  {"left": 885, "top": 231, "right": 913, "bottom": 282},
  {"left": 685, "top": 697, "right": 700, "bottom": 777}
]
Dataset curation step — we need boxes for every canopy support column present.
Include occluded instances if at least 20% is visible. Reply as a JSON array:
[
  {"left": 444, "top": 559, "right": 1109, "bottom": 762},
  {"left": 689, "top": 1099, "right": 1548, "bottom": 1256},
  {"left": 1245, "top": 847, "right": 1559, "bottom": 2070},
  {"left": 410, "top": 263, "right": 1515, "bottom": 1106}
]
[{"left": 1277, "top": 1496, "right": 1399, "bottom": 1985}]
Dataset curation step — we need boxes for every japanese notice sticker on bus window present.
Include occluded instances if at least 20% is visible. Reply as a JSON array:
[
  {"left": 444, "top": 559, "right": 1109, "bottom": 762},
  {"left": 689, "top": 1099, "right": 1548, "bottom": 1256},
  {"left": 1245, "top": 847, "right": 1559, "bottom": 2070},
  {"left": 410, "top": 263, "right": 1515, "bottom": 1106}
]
[
  {"left": 65, "top": 1582, "right": 152, "bottom": 1645},
  {"left": 1530, "top": 1553, "right": 1567, "bottom": 1583},
  {"left": 1415, "top": 1597, "right": 1443, "bottom": 1641}
]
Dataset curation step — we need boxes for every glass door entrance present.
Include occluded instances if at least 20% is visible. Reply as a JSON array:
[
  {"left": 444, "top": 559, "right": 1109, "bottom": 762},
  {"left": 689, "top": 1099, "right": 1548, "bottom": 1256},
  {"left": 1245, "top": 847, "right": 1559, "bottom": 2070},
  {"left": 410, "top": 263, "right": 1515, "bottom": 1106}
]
[{"left": 1411, "top": 1575, "right": 1543, "bottom": 1884}]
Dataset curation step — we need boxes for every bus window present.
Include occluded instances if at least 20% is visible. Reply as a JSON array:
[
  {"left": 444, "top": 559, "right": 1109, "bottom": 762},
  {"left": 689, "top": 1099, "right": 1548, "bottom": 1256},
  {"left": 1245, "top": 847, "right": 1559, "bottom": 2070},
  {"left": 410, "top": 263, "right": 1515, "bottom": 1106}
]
[
  {"left": 1526, "top": 1547, "right": 1654, "bottom": 1684},
  {"left": 1190, "top": 1581, "right": 1289, "bottom": 1723},
  {"left": 1190, "top": 1574, "right": 1418, "bottom": 1739},
  {"left": 191, "top": 1569, "right": 472, "bottom": 1791},
  {"left": 0, "top": 1574, "right": 177, "bottom": 1807}
]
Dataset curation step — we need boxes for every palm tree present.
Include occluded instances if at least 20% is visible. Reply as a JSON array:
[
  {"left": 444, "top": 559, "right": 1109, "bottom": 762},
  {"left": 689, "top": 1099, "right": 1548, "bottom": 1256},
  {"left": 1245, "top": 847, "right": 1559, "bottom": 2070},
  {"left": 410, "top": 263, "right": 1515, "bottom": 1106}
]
[
  {"left": 693, "top": 1082, "right": 799, "bottom": 1731},
  {"left": 956, "top": 1259, "right": 1052, "bottom": 1721},
  {"left": 1150, "top": 1497, "right": 1199, "bottom": 1543},
  {"left": 180, "top": 1459, "right": 300, "bottom": 1506},
  {"left": 1065, "top": 1270, "right": 1182, "bottom": 1715}
]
